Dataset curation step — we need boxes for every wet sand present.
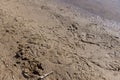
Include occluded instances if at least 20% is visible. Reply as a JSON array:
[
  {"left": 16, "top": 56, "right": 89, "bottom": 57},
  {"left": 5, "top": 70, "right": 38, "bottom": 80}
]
[{"left": 58, "top": 0, "right": 120, "bottom": 22}]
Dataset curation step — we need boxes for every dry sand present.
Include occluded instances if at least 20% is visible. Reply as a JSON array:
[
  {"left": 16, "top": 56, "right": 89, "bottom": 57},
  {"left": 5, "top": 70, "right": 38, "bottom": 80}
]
[{"left": 0, "top": 0, "right": 120, "bottom": 80}]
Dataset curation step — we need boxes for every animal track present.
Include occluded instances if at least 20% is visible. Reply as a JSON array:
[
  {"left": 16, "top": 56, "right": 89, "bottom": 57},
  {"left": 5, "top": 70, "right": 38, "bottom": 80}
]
[
  {"left": 67, "top": 23, "right": 78, "bottom": 33},
  {"left": 14, "top": 44, "right": 45, "bottom": 79}
]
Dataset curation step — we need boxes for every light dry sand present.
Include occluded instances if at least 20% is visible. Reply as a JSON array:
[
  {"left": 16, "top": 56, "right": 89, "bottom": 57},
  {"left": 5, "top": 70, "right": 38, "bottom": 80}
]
[{"left": 0, "top": 0, "right": 120, "bottom": 80}]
